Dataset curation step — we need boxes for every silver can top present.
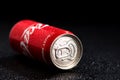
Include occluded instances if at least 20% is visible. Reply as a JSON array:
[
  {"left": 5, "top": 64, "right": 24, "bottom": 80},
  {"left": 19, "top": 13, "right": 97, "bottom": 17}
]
[{"left": 50, "top": 34, "right": 83, "bottom": 70}]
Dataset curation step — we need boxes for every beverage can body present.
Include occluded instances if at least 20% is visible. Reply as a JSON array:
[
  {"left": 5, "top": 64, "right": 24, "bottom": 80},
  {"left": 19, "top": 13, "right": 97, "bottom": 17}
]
[{"left": 9, "top": 20, "right": 83, "bottom": 70}]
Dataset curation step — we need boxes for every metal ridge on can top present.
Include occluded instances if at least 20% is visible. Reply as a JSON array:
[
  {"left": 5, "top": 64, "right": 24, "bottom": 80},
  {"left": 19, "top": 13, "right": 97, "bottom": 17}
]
[{"left": 9, "top": 19, "right": 83, "bottom": 70}]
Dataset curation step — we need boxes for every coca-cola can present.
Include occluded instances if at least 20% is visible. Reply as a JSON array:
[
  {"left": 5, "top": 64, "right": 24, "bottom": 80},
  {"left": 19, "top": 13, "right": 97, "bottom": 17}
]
[{"left": 9, "top": 19, "right": 83, "bottom": 70}]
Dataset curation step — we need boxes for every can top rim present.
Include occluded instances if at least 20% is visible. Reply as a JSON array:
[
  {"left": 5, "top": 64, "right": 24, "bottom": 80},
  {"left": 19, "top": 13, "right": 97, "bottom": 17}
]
[{"left": 50, "top": 33, "right": 83, "bottom": 70}]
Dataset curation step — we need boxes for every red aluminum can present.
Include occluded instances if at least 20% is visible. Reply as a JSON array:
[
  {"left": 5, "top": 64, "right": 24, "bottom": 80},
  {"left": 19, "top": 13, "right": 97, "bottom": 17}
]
[{"left": 9, "top": 19, "right": 83, "bottom": 70}]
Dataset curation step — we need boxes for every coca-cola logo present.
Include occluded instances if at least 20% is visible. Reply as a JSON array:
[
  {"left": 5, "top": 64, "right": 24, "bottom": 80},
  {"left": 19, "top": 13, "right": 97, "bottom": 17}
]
[{"left": 20, "top": 23, "right": 49, "bottom": 57}]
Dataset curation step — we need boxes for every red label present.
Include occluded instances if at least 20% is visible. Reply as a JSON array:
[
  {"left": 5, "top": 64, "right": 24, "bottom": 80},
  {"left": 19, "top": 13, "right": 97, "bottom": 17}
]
[{"left": 20, "top": 23, "right": 49, "bottom": 57}]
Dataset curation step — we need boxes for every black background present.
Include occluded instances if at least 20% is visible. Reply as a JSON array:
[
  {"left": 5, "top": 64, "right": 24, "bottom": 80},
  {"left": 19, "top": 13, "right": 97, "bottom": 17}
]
[{"left": 0, "top": 5, "right": 120, "bottom": 80}]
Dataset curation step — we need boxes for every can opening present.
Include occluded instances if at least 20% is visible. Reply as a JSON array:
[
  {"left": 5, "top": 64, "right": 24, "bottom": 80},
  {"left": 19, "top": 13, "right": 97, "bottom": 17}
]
[{"left": 50, "top": 34, "right": 83, "bottom": 70}]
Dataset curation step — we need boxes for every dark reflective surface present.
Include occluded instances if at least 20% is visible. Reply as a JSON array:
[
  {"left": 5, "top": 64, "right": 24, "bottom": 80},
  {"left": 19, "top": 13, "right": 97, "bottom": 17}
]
[{"left": 0, "top": 18, "right": 120, "bottom": 80}]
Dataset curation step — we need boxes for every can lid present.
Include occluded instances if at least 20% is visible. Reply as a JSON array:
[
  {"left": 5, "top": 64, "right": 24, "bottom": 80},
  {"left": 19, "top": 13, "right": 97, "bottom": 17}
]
[{"left": 50, "top": 34, "right": 83, "bottom": 70}]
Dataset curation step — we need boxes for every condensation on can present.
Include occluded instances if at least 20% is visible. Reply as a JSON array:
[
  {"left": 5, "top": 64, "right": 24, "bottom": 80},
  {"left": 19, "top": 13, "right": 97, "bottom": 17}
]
[{"left": 9, "top": 19, "right": 83, "bottom": 70}]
